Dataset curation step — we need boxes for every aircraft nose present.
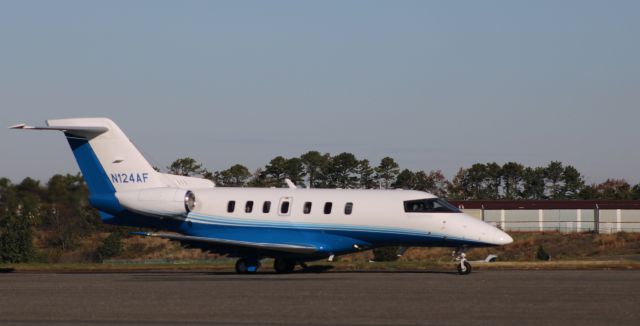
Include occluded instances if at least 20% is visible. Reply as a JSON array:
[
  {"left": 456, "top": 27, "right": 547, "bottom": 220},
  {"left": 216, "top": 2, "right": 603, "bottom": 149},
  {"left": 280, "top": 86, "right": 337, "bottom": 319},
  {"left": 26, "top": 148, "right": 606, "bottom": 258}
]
[{"left": 493, "top": 229, "right": 513, "bottom": 245}]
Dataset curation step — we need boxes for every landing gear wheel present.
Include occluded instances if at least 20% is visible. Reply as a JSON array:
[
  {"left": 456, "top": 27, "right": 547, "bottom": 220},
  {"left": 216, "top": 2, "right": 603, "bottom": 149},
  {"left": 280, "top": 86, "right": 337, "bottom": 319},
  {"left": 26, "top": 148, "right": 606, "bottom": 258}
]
[
  {"left": 457, "top": 260, "right": 472, "bottom": 275},
  {"left": 235, "top": 258, "right": 261, "bottom": 274},
  {"left": 273, "top": 258, "right": 295, "bottom": 273},
  {"left": 453, "top": 248, "right": 472, "bottom": 275},
  {"left": 235, "top": 258, "right": 248, "bottom": 274}
]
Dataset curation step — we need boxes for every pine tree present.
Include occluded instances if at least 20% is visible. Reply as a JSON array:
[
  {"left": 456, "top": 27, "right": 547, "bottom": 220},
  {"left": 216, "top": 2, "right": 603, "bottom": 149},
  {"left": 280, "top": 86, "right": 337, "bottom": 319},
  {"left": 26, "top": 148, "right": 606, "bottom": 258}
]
[
  {"left": 0, "top": 190, "right": 37, "bottom": 263},
  {"left": 375, "top": 157, "right": 400, "bottom": 189}
]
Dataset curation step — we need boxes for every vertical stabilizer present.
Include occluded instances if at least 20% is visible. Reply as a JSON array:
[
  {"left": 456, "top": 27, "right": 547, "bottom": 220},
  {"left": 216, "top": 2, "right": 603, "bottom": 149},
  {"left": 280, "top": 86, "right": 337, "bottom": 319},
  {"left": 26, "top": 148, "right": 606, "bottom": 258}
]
[
  {"left": 45, "top": 118, "right": 164, "bottom": 194},
  {"left": 10, "top": 117, "right": 214, "bottom": 196}
]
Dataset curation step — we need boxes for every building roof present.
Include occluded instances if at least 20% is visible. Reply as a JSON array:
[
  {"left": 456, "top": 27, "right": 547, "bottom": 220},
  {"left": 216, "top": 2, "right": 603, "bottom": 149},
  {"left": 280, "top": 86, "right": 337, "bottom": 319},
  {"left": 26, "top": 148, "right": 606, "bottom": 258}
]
[{"left": 448, "top": 200, "right": 640, "bottom": 210}]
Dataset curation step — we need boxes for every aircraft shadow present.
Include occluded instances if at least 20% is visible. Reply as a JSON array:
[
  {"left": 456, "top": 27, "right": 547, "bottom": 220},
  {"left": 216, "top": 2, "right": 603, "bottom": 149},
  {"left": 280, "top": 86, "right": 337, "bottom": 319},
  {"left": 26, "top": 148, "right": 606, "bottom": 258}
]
[{"left": 122, "top": 266, "right": 462, "bottom": 282}]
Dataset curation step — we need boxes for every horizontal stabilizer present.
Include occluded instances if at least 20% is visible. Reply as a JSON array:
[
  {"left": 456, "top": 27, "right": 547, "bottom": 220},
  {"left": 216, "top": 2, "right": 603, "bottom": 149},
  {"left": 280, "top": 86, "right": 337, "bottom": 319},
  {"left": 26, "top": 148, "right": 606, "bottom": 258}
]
[
  {"left": 9, "top": 123, "right": 108, "bottom": 138},
  {"left": 131, "top": 232, "right": 318, "bottom": 254}
]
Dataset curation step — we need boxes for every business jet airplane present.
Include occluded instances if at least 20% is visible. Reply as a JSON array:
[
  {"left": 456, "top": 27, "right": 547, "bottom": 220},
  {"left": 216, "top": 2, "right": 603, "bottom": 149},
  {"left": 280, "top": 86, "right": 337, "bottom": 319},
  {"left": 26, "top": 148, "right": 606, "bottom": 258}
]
[{"left": 11, "top": 118, "right": 512, "bottom": 274}]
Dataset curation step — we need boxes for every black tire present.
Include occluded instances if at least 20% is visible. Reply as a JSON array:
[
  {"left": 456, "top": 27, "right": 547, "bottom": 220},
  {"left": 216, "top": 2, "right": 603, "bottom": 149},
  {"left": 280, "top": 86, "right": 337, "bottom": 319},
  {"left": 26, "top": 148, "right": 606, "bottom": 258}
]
[
  {"left": 273, "top": 258, "right": 295, "bottom": 273},
  {"left": 235, "top": 259, "right": 248, "bottom": 274},
  {"left": 457, "top": 261, "right": 472, "bottom": 275}
]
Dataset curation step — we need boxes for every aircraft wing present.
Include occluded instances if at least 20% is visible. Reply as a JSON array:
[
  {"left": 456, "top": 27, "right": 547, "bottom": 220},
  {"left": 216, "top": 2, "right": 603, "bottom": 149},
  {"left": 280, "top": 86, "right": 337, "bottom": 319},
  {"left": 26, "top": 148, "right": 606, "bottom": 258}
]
[{"left": 131, "top": 232, "right": 318, "bottom": 254}]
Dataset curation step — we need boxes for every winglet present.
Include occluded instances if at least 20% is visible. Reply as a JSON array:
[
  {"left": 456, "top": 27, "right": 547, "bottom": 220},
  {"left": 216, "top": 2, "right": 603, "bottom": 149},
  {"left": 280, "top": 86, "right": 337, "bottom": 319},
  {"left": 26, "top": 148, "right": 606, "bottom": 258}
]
[
  {"left": 284, "top": 178, "right": 297, "bottom": 189},
  {"left": 129, "top": 231, "right": 152, "bottom": 237}
]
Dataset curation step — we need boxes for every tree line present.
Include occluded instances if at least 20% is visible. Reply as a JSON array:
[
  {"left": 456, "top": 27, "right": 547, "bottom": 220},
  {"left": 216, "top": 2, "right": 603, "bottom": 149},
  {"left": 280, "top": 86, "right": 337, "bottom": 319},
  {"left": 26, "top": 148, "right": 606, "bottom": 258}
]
[
  {"left": 0, "top": 174, "right": 104, "bottom": 263},
  {"left": 2, "top": 153, "right": 640, "bottom": 263},
  {"left": 167, "top": 152, "right": 640, "bottom": 200}
]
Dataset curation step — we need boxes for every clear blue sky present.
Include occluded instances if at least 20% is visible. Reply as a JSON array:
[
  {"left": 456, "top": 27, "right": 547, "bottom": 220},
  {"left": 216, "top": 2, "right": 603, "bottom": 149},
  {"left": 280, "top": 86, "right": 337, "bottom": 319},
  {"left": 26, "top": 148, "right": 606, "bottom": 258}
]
[{"left": 2, "top": 1, "right": 639, "bottom": 185}]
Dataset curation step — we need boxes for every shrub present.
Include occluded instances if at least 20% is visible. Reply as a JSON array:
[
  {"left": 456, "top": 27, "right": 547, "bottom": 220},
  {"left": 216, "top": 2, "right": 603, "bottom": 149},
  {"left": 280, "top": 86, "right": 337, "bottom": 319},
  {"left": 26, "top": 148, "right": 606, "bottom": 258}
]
[
  {"left": 372, "top": 246, "right": 400, "bottom": 262},
  {"left": 97, "top": 232, "right": 123, "bottom": 262},
  {"left": 536, "top": 245, "right": 550, "bottom": 261},
  {"left": 0, "top": 210, "right": 37, "bottom": 263}
]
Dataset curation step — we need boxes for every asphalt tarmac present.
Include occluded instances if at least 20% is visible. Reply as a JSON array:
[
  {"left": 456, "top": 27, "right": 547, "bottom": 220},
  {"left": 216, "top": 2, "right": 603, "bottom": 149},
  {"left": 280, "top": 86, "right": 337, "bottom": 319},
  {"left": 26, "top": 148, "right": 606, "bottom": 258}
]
[{"left": 0, "top": 270, "right": 638, "bottom": 325}]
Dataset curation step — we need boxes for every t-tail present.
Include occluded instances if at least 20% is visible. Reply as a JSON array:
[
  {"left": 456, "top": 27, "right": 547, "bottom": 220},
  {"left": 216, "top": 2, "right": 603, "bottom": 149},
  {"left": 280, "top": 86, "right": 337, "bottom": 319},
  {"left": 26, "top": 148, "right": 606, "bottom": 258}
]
[{"left": 10, "top": 118, "right": 214, "bottom": 223}]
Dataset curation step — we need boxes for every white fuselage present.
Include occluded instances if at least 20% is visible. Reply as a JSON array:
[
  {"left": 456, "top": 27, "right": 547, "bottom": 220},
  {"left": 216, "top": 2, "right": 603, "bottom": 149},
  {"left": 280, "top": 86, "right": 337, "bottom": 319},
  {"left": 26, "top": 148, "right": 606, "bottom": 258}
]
[{"left": 179, "top": 187, "right": 511, "bottom": 250}]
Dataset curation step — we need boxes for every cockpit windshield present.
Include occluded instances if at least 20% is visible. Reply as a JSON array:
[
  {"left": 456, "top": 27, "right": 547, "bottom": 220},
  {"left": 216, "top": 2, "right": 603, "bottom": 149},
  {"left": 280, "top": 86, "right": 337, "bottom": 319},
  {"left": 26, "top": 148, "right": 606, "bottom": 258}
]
[{"left": 403, "top": 198, "right": 461, "bottom": 213}]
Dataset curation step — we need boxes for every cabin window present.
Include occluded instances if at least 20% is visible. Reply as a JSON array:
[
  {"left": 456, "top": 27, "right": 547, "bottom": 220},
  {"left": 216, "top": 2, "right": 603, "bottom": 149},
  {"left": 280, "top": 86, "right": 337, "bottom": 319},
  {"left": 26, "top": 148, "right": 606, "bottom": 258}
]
[
  {"left": 303, "top": 202, "right": 312, "bottom": 214},
  {"left": 227, "top": 200, "right": 236, "bottom": 213},
  {"left": 280, "top": 201, "right": 290, "bottom": 214},
  {"left": 324, "top": 202, "right": 332, "bottom": 214},
  {"left": 404, "top": 198, "right": 461, "bottom": 213},
  {"left": 245, "top": 201, "right": 253, "bottom": 213},
  {"left": 263, "top": 201, "right": 271, "bottom": 213},
  {"left": 345, "top": 202, "right": 353, "bottom": 215}
]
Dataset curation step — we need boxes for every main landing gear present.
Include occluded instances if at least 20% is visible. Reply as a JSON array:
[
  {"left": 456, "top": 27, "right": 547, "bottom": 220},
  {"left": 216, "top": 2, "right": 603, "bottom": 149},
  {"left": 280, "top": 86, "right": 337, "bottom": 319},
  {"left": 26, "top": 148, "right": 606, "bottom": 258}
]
[
  {"left": 234, "top": 257, "right": 301, "bottom": 274},
  {"left": 273, "top": 258, "right": 296, "bottom": 273},
  {"left": 453, "top": 248, "right": 472, "bottom": 275},
  {"left": 235, "top": 258, "right": 261, "bottom": 274}
]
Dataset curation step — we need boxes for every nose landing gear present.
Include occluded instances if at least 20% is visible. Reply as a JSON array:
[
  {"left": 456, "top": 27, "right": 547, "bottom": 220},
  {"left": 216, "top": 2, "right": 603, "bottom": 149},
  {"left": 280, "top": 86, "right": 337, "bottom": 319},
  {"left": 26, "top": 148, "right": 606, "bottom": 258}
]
[{"left": 453, "top": 248, "right": 472, "bottom": 275}]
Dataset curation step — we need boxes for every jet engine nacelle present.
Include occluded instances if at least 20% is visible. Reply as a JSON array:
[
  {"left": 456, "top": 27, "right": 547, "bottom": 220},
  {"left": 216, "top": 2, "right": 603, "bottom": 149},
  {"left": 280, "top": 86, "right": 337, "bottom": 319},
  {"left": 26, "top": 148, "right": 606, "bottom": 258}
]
[{"left": 115, "top": 188, "right": 196, "bottom": 218}]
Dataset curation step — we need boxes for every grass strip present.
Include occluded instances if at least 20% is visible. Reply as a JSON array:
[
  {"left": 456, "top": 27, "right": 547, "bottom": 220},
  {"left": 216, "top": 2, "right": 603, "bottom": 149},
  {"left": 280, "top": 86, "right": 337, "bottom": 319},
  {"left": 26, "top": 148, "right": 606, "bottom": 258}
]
[{"left": 2, "top": 259, "right": 639, "bottom": 273}]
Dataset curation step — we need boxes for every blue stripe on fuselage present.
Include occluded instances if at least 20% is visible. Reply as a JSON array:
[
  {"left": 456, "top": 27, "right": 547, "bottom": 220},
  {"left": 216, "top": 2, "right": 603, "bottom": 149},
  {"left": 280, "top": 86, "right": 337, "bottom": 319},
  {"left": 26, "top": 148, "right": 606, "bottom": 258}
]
[{"left": 187, "top": 213, "right": 430, "bottom": 238}]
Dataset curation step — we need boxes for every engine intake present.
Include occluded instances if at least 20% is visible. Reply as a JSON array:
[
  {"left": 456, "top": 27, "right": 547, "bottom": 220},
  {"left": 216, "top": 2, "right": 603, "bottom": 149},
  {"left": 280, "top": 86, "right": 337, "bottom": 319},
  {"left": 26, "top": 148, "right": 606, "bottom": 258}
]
[{"left": 184, "top": 190, "right": 196, "bottom": 212}]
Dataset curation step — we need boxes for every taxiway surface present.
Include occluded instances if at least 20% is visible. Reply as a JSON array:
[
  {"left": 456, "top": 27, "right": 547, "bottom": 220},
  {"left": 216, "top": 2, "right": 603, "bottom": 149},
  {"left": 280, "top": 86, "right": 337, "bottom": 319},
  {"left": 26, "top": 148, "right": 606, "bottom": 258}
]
[{"left": 0, "top": 270, "right": 638, "bottom": 325}]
